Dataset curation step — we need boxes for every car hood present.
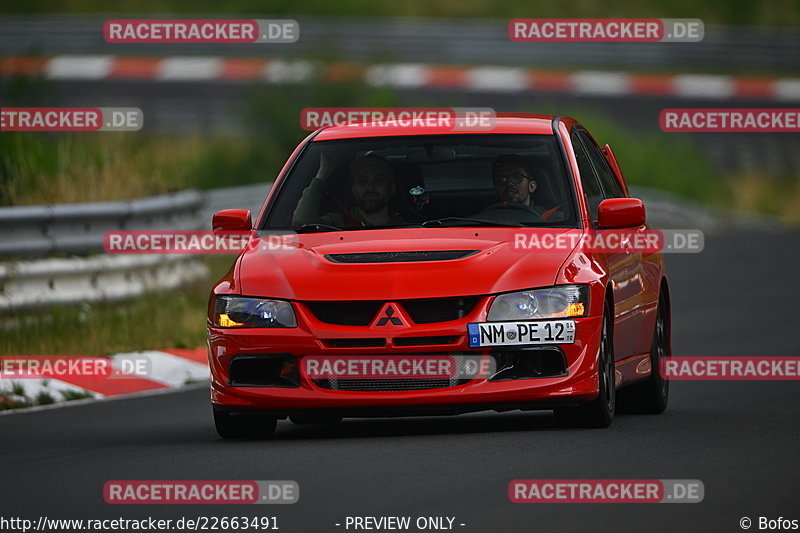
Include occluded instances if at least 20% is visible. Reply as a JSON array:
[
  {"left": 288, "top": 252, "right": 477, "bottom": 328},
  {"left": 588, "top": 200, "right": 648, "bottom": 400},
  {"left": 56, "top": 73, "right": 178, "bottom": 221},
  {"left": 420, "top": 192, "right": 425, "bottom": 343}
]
[{"left": 236, "top": 227, "right": 581, "bottom": 301}]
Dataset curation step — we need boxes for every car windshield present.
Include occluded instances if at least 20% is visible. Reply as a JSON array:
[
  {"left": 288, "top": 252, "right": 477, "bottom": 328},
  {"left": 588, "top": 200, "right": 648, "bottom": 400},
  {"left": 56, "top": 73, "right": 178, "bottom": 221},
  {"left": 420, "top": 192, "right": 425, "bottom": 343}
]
[{"left": 263, "top": 134, "right": 578, "bottom": 231}]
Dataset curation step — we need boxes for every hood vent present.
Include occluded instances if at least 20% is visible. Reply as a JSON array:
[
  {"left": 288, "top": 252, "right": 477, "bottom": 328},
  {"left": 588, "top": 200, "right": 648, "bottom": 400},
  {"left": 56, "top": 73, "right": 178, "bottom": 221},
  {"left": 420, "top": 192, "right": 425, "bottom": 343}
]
[{"left": 325, "top": 250, "right": 479, "bottom": 263}]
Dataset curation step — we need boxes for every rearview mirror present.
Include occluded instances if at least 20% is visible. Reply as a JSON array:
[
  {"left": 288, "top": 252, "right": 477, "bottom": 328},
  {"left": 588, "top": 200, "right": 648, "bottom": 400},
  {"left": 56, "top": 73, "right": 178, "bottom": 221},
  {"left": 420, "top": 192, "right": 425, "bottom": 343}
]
[
  {"left": 212, "top": 209, "right": 252, "bottom": 233},
  {"left": 406, "top": 148, "right": 457, "bottom": 162},
  {"left": 597, "top": 198, "right": 645, "bottom": 228}
]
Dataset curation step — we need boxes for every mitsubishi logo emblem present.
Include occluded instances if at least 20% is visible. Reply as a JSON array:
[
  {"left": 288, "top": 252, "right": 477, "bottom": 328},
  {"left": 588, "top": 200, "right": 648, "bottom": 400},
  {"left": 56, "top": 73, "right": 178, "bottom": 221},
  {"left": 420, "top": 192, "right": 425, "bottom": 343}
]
[{"left": 376, "top": 305, "right": 403, "bottom": 326}]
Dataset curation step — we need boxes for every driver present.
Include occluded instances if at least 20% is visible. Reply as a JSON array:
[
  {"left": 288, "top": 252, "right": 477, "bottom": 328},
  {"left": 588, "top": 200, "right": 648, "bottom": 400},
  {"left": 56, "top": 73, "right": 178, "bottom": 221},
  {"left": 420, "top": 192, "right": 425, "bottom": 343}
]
[
  {"left": 491, "top": 154, "right": 539, "bottom": 206},
  {"left": 473, "top": 154, "right": 543, "bottom": 222},
  {"left": 293, "top": 151, "right": 406, "bottom": 227}
]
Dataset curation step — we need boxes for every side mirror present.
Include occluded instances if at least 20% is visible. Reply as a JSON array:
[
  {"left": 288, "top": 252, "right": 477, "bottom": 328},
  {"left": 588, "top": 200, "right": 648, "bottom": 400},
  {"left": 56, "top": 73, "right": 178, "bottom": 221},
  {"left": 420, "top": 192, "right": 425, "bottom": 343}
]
[
  {"left": 212, "top": 209, "right": 252, "bottom": 233},
  {"left": 598, "top": 198, "right": 645, "bottom": 228}
]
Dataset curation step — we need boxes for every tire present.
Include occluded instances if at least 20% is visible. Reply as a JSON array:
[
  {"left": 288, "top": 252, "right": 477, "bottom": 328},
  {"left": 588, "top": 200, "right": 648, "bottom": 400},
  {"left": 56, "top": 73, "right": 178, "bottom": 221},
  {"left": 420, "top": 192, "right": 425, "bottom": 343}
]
[
  {"left": 555, "top": 299, "right": 616, "bottom": 428},
  {"left": 617, "top": 292, "right": 670, "bottom": 414},
  {"left": 213, "top": 408, "right": 277, "bottom": 439},
  {"left": 289, "top": 413, "right": 343, "bottom": 425}
]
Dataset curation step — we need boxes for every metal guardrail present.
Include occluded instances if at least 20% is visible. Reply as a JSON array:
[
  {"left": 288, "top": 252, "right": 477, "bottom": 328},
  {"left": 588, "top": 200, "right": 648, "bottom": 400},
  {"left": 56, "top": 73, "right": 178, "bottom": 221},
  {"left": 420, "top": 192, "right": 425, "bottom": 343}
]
[
  {"left": 0, "top": 190, "right": 203, "bottom": 258},
  {"left": 201, "top": 183, "right": 268, "bottom": 224},
  {"left": 0, "top": 184, "right": 271, "bottom": 312},
  {"left": 0, "top": 189, "right": 207, "bottom": 312},
  {"left": 0, "top": 254, "right": 208, "bottom": 311}
]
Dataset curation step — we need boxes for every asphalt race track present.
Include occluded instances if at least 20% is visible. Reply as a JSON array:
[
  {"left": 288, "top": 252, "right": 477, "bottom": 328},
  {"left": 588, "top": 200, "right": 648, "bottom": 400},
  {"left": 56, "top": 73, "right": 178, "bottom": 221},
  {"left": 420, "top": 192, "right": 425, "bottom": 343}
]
[{"left": 2, "top": 230, "right": 799, "bottom": 532}]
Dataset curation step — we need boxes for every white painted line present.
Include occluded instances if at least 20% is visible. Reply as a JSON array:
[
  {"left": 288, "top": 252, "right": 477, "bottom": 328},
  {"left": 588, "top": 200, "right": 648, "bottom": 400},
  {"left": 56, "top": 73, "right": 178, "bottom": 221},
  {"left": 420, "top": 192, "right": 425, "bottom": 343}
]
[
  {"left": 466, "top": 67, "right": 528, "bottom": 92},
  {"left": 157, "top": 57, "right": 223, "bottom": 81},
  {"left": 45, "top": 55, "right": 113, "bottom": 80}
]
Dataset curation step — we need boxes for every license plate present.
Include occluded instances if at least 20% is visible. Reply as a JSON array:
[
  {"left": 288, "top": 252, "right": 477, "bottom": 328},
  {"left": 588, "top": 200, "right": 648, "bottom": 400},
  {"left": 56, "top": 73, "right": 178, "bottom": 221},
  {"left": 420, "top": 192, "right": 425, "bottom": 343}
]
[{"left": 468, "top": 320, "right": 575, "bottom": 347}]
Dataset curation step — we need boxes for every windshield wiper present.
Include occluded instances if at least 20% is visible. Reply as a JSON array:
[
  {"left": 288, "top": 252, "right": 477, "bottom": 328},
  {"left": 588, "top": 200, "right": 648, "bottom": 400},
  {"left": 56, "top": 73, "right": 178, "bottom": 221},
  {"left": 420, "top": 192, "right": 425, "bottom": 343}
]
[
  {"left": 421, "top": 217, "right": 524, "bottom": 228},
  {"left": 296, "top": 223, "right": 348, "bottom": 233}
]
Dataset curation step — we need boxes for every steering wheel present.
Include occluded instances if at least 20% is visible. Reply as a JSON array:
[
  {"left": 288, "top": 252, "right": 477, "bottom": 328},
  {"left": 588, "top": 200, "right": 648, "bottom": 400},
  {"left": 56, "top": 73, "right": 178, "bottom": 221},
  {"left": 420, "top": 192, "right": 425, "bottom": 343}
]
[
  {"left": 481, "top": 201, "right": 538, "bottom": 214},
  {"left": 476, "top": 201, "right": 543, "bottom": 223}
]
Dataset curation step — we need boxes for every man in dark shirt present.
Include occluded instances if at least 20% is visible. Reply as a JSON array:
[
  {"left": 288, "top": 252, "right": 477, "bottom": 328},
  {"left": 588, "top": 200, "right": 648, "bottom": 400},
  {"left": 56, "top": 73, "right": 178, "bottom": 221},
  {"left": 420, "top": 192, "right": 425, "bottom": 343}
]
[
  {"left": 473, "top": 154, "right": 543, "bottom": 223},
  {"left": 293, "top": 151, "right": 405, "bottom": 227}
]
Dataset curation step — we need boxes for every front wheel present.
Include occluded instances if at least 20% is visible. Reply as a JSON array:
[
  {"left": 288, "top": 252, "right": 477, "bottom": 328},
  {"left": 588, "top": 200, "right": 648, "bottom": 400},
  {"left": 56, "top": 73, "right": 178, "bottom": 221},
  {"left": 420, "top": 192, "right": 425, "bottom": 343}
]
[
  {"left": 213, "top": 408, "right": 277, "bottom": 439},
  {"left": 555, "top": 300, "right": 615, "bottom": 428},
  {"left": 617, "top": 293, "right": 670, "bottom": 414}
]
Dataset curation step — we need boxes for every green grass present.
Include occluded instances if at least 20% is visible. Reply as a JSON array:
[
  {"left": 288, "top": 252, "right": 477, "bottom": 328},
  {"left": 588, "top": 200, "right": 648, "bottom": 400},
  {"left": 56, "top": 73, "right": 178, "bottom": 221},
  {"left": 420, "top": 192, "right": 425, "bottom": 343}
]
[
  {"left": 1, "top": 0, "right": 799, "bottom": 27},
  {"left": 60, "top": 389, "right": 95, "bottom": 401},
  {"left": 0, "top": 80, "right": 398, "bottom": 206},
  {"left": 0, "top": 132, "right": 288, "bottom": 206},
  {"left": 33, "top": 390, "right": 56, "bottom": 405},
  {"left": 11, "top": 382, "right": 26, "bottom": 396}
]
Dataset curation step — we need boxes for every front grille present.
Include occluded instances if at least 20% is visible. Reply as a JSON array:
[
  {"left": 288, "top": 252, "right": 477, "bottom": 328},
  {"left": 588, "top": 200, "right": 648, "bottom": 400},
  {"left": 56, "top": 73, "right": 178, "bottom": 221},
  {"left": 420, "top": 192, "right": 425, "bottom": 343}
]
[
  {"left": 325, "top": 250, "right": 479, "bottom": 263},
  {"left": 306, "top": 301, "right": 383, "bottom": 326},
  {"left": 402, "top": 296, "right": 480, "bottom": 324},
  {"left": 394, "top": 335, "right": 459, "bottom": 346},
  {"left": 316, "top": 378, "right": 453, "bottom": 391},
  {"left": 311, "top": 353, "right": 473, "bottom": 391},
  {"left": 322, "top": 338, "right": 386, "bottom": 348},
  {"left": 305, "top": 296, "right": 480, "bottom": 326}
]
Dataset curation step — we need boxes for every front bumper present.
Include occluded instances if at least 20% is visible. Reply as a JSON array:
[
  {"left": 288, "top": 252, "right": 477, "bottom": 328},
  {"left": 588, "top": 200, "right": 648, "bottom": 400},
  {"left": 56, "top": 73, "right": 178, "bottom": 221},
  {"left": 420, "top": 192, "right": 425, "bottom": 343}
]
[{"left": 207, "top": 314, "right": 603, "bottom": 416}]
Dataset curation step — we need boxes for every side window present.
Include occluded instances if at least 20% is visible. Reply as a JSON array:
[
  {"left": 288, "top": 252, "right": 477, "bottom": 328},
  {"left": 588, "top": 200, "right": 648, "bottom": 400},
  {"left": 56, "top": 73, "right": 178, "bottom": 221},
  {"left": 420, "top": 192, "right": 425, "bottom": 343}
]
[
  {"left": 580, "top": 132, "right": 623, "bottom": 199},
  {"left": 572, "top": 134, "right": 603, "bottom": 222}
]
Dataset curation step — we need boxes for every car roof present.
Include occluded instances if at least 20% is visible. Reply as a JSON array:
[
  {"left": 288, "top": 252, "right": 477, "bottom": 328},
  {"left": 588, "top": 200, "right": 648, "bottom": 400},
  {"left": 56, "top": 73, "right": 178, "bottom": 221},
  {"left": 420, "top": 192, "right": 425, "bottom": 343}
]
[{"left": 313, "top": 115, "right": 559, "bottom": 140}]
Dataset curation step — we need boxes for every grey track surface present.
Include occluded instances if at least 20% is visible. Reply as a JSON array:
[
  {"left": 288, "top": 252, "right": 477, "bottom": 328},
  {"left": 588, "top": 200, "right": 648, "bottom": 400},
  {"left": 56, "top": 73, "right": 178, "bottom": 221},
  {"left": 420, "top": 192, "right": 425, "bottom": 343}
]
[{"left": 2, "top": 229, "right": 799, "bottom": 532}]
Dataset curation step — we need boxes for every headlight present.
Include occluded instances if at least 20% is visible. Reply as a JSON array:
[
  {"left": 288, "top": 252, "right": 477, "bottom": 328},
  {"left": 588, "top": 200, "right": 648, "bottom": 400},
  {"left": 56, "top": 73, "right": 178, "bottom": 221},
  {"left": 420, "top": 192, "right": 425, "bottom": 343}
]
[
  {"left": 213, "top": 296, "right": 297, "bottom": 328},
  {"left": 487, "top": 285, "right": 589, "bottom": 320}
]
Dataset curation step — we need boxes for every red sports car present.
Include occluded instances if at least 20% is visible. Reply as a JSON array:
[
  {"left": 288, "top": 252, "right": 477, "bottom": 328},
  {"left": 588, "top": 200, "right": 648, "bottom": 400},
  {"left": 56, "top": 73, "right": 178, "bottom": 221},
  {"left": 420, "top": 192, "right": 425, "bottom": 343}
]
[{"left": 207, "top": 114, "right": 670, "bottom": 438}]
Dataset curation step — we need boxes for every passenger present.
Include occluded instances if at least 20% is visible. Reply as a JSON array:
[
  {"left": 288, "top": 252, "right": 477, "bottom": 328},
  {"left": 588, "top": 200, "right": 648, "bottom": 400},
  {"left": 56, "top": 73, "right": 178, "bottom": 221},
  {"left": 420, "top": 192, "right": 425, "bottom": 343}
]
[{"left": 293, "top": 151, "right": 406, "bottom": 227}]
